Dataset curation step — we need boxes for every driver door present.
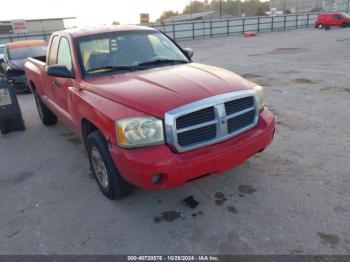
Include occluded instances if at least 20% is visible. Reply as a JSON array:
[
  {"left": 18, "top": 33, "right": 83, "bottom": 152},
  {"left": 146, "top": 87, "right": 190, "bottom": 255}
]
[
  {"left": 49, "top": 36, "right": 76, "bottom": 128},
  {"left": 45, "top": 35, "right": 60, "bottom": 101}
]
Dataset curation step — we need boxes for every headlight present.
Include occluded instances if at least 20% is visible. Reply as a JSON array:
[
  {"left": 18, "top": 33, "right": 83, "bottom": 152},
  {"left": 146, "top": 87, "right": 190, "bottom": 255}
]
[
  {"left": 116, "top": 116, "right": 164, "bottom": 148},
  {"left": 253, "top": 85, "right": 266, "bottom": 111}
]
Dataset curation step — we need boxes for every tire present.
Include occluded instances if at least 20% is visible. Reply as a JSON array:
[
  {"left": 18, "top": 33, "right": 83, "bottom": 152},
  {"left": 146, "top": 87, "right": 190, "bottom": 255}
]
[
  {"left": 33, "top": 89, "right": 57, "bottom": 126},
  {"left": 341, "top": 23, "right": 347, "bottom": 28},
  {"left": 1, "top": 127, "right": 10, "bottom": 135},
  {"left": 317, "top": 24, "right": 323, "bottom": 29},
  {"left": 86, "top": 130, "right": 132, "bottom": 199}
]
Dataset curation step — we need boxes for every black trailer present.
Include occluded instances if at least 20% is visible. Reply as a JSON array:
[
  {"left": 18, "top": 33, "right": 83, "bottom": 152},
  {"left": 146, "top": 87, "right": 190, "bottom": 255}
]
[{"left": 0, "top": 76, "right": 25, "bottom": 135}]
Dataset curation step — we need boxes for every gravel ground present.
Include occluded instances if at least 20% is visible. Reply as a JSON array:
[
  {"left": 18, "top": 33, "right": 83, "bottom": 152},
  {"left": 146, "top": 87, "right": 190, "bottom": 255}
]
[{"left": 0, "top": 28, "right": 349, "bottom": 255}]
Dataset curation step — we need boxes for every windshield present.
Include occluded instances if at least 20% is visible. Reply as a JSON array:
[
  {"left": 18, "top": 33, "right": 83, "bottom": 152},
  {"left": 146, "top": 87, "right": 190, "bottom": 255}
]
[
  {"left": 77, "top": 30, "right": 189, "bottom": 77},
  {"left": 341, "top": 12, "right": 350, "bottom": 18},
  {"left": 9, "top": 45, "right": 47, "bottom": 60},
  {"left": 0, "top": 46, "right": 5, "bottom": 55}
]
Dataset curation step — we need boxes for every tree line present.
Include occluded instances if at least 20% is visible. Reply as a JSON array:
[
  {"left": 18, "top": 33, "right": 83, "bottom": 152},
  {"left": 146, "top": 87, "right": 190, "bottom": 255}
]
[{"left": 157, "top": 0, "right": 271, "bottom": 22}]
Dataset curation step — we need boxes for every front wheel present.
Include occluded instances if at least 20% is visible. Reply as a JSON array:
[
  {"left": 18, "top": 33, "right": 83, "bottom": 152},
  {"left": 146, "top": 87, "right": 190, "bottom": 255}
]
[
  {"left": 86, "top": 131, "right": 132, "bottom": 199},
  {"left": 33, "top": 89, "right": 57, "bottom": 126},
  {"left": 317, "top": 23, "right": 323, "bottom": 29},
  {"left": 1, "top": 127, "right": 10, "bottom": 135},
  {"left": 341, "top": 23, "right": 347, "bottom": 28}
]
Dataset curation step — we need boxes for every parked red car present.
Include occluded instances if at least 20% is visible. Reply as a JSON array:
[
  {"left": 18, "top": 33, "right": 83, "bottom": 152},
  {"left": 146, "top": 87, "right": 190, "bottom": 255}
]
[
  {"left": 315, "top": 12, "right": 350, "bottom": 29},
  {"left": 25, "top": 26, "right": 275, "bottom": 199}
]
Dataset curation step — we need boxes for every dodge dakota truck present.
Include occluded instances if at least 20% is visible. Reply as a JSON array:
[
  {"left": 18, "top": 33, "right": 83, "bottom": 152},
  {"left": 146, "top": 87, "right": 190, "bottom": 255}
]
[{"left": 24, "top": 26, "right": 275, "bottom": 199}]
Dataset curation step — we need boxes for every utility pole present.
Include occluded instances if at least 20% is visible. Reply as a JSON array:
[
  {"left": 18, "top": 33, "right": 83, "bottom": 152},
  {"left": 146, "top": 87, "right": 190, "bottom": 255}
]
[
  {"left": 330, "top": 0, "right": 335, "bottom": 12},
  {"left": 191, "top": 0, "right": 193, "bottom": 20},
  {"left": 219, "top": 0, "right": 222, "bottom": 19},
  {"left": 296, "top": 0, "right": 299, "bottom": 12},
  {"left": 237, "top": 0, "right": 241, "bottom": 16},
  {"left": 282, "top": 0, "right": 287, "bottom": 12}
]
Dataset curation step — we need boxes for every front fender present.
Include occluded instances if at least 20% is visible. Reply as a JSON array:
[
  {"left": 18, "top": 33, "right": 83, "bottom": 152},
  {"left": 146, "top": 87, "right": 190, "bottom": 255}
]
[{"left": 71, "top": 88, "right": 148, "bottom": 145}]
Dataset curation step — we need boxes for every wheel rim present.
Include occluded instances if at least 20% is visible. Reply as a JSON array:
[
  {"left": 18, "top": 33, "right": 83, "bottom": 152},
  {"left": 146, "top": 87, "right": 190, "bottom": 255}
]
[
  {"left": 34, "top": 93, "right": 44, "bottom": 120},
  {"left": 318, "top": 24, "right": 323, "bottom": 29},
  {"left": 91, "top": 147, "right": 109, "bottom": 188}
]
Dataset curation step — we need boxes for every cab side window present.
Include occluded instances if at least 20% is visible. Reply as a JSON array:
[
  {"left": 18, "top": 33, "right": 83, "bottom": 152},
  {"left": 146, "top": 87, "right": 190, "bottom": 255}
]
[
  {"left": 48, "top": 36, "right": 59, "bottom": 65},
  {"left": 335, "top": 14, "right": 342, "bottom": 20},
  {"left": 57, "top": 37, "right": 73, "bottom": 72}
]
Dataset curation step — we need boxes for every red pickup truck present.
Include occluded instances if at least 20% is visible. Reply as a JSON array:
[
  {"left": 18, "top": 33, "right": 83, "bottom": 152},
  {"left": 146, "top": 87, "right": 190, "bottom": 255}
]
[{"left": 25, "top": 26, "right": 275, "bottom": 199}]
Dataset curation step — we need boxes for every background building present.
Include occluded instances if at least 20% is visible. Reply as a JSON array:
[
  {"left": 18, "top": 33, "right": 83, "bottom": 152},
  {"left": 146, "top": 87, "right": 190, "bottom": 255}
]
[
  {"left": 270, "top": 0, "right": 349, "bottom": 12},
  {"left": 0, "top": 17, "right": 75, "bottom": 44},
  {"left": 162, "top": 11, "right": 233, "bottom": 23}
]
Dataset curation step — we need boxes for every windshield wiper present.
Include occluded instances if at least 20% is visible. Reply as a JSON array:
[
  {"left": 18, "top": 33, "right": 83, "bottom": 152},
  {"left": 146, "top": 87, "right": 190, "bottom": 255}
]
[
  {"left": 86, "top": 65, "right": 141, "bottom": 73},
  {"left": 137, "top": 59, "right": 188, "bottom": 67},
  {"left": 86, "top": 60, "right": 188, "bottom": 73}
]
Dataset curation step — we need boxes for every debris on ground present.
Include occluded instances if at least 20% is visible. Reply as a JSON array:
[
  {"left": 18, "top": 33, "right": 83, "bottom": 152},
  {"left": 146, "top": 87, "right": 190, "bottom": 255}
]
[
  {"left": 227, "top": 205, "right": 238, "bottom": 214},
  {"left": 238, "top": 185, "right": 257, "bottom": 195},
  {"left": 5, "top": 230, "right": 20, "bottom": 239},
  {"left": 192, "top": 211, "right": 204, "bottom": 218},
  {"left": 153, "top": 211, "right": 183, "bottom": 223},
  {"left": 292, "top": 78, "right": 316, "bottom": 84},
  {"left": 214, "top": 192, "right": 227, "bottom": 206},
  {"left": 243, "top": 32, "right": 257, "bottom": 37},
  {"left": 182, "top": 195, "right": 199, "bottom": 209},
  {"left": 317, "top": 232, "right": 340, "bottom": 248}
]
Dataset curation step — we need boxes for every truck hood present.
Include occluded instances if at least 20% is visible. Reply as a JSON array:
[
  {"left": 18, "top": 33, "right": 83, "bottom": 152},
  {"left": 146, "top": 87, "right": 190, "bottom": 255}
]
[{"left": 81, "top": 63, "right": 255, "bottom": 118}]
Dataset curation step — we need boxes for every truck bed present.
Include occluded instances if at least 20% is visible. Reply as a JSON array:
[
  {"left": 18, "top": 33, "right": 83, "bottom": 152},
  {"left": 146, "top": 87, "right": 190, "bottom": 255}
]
[{"left": 24, "top": 57, "right": 47, "bottom": 92}]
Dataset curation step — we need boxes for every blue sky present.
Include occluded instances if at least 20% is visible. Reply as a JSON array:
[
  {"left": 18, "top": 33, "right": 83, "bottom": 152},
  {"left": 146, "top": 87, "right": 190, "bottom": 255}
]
[
  {"left": 3, "top": 0, "right": 269, "bottom": 25},
  {"left": 3, "top": 0, "right": 193, "bottom": 25}
]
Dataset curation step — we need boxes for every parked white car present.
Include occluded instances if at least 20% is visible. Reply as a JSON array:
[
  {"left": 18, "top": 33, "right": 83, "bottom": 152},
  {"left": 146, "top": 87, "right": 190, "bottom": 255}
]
[{"left": 266, "top": 8, "right": 284, "bottom": 17}]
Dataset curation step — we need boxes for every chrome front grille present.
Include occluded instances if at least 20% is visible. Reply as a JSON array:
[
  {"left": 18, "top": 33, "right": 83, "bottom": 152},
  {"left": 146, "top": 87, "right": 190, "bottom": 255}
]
[
  {"left": 177, "top": 124, "right": 217, "bottom": 146},
  {"left": 225, "top": 96, "right": 255, "bottom": 115},
  {"left": 176, "top": 107, "right": 215, "bottom": 129},
  {"left": 165, "top": 91, "right": 259, "bottom": 153},
  {"left": 227, "top": 110, "right": 256, "bottom": 134}
]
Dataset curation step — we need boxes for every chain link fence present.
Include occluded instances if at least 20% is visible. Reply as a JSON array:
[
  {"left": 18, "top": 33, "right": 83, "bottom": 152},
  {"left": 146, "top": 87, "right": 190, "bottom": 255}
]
[
  {"left": 151, "top": 12, "right": 322, "bottom": 41},
  {"left": 1, "top": 11, "right": 348, "bottom": 44}
]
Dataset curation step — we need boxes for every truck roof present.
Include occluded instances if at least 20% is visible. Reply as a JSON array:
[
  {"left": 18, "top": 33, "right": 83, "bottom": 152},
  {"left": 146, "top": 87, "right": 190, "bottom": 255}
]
[
  {"left": 7, "top": 40, "right": 47, "bottom": 49},
  {"left": 59, "top": 25, "right": 157, "bottom": 38}
]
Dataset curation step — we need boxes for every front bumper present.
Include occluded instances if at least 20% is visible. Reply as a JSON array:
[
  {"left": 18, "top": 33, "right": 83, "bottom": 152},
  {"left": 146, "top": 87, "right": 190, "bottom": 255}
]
[
  {"left": 110, "top": 108, "right": 276, "bottom": 190},
  {"left": 8, "top": 74, "right": 28, "bottom": 92}
]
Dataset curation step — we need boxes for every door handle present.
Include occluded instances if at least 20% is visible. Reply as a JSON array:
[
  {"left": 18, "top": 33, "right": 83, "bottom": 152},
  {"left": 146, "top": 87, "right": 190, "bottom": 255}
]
[{"left": 52, "top": 80, "right": 60, "bottom": 88}]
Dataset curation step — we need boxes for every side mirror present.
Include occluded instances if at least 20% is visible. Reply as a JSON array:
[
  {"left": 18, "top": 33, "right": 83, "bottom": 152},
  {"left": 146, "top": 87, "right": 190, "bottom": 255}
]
[
  {"left": 46, "top": 65, "right": 74, "bottom": 78},
  {"left": 182, "top": 48, "right": 194, "bottom": 59}
]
